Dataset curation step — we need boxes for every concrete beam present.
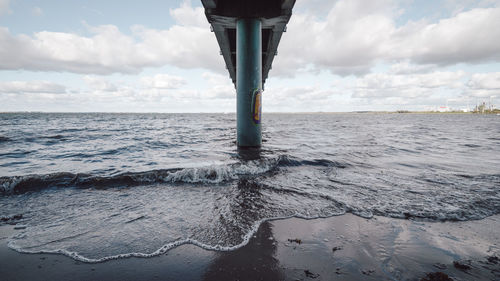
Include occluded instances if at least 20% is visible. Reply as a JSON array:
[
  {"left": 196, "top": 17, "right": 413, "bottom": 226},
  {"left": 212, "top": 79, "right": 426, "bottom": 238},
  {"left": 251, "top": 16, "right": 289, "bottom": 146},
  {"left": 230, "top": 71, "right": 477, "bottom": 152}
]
[{"left": 202, "top": 0, "right": 295, "bottom": 87}]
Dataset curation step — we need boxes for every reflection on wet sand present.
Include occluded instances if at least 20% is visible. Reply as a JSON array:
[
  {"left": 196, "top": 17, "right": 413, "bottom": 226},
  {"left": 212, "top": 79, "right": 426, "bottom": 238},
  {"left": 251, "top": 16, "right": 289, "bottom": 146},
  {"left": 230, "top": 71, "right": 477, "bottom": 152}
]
[
  {"left": 1, "top": 214, "right": 499, "bottom": 280},
  {"left": 203, "top": 221, "right": 283, "bottom": 281},
  {"left": 204, "top": 170, "right": 282, "bottom": 280}
]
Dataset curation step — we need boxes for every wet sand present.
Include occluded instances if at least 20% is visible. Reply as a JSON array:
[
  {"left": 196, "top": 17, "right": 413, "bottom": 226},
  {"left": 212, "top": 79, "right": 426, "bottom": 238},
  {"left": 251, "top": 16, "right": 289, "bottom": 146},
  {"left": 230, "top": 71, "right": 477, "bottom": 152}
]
[{"left": 1, "top": 214, "right": 499, "bottom": 281}]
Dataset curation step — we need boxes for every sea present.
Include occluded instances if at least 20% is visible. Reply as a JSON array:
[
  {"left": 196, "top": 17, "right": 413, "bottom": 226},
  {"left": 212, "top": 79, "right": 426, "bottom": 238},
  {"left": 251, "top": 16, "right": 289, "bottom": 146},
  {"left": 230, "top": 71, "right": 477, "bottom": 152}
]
[{"left": 0, "top": 112, "right": 499, "bottom": 262}]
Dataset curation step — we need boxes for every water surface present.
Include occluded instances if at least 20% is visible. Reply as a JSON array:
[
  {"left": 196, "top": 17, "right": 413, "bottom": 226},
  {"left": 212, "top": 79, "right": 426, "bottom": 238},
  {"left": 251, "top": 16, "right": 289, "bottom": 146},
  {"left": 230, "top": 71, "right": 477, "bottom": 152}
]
[{"left": 1, "top": 113, "right": 499, "bottom": 262}]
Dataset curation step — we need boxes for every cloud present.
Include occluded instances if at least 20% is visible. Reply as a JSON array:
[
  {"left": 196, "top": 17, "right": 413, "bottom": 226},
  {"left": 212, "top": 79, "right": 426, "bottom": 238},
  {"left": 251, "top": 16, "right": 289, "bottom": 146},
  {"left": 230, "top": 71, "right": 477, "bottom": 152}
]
[
  {"left": 2, "top": 0, "right": 498, "bottom": 80},
  {"left": 197, "top": 72, "right": 233, "bottom": 98},
  {"left": 352, "top": 71, "right": 465, "bottom": 99},
  {"left": 136, "top": 71, "right": 234, "bottom": 101},
  {"left": 389, "top": 61, "right": 437, "bottom": 75},
  {"left": 1, "top": 0, "right": 499, "bottom": 113},
  {"left": 263, "top": 85, "right": 348, "bottom": 112},
  {"left": 78, "top": 71, "right": 234, "bottom": 106},
  {"left": 274, "top": 0, "right": 399, "bottom": 76},
  {"left": 141, "top": 74, "right": 186, "bottom": 89},
  {"left": 169, "top": 0, "right": 207, "bottom": 27},
  {"left": 274, "top": 0, "right": 500, "bottom": 76},
  {"left": 203, "top": 85, "right": 234, "bottom": 99},
  {"left": 395, "top": 7, "right": 500, "bottom": 65},
  {"left": 131, "top": 24, "right": 221, "bottom": 71},
  {"left": 0, "top": 0, "right": 10, "bottom": 16},
  {"left": 0, "top": 81, "right": 66, "bottom": 94},
  {"left": 0, "top": 2, "right": 221, "bottom": 75},
  {"left": 467, "top": 72, "right": 500, "bottom": 89},
  {"left": 83, "top": 76, "right": 118, "bottom": 92},
  {"left": 464, "top": 72, "right": 500, "bottom": 97},
  {"left": 202, "top": 72, "right": 229, "bottom": 85}
]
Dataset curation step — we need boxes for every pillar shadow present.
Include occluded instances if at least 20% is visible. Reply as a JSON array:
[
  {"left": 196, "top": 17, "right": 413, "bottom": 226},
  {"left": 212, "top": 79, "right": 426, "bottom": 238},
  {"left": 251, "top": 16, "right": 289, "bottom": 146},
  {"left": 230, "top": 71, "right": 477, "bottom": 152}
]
[
  {"left": 203, "top": 177, "right": 283, "bottom": 281},
  {"left": 202, "top": 221, "right": 282, "bottom": 281}
]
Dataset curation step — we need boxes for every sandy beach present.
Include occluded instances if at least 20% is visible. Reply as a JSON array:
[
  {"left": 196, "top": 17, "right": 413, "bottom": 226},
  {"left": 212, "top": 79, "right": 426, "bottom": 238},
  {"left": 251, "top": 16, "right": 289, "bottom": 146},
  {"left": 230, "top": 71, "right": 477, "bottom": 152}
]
[{"left": 2, "top": 213, "right": 499, "bottom": 281}]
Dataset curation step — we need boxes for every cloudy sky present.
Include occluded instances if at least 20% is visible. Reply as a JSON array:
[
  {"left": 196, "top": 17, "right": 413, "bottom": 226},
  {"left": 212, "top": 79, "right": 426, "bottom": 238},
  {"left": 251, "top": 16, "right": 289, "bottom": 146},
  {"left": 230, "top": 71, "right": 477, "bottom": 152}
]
[{"left": 0, "top": 0, "right": 499, "bottom": 112}]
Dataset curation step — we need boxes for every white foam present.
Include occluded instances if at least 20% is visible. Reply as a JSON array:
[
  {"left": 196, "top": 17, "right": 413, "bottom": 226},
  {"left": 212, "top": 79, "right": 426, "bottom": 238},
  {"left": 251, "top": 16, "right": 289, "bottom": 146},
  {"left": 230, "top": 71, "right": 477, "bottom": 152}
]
[
  {"left": 1, "top": 176, "right": 22, "bottom": 194},
  {"left": 6, "top": 212, "right": 346, "bottom": 264},
  {"left": 162, "top": 158, "right": 280, "bottom": 184}
]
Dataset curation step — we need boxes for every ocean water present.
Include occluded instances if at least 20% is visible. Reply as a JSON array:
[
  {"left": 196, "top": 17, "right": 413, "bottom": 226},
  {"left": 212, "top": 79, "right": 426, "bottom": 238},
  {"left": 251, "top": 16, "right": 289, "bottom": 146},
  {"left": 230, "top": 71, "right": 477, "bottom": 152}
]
[{"left": 0, "top": 112, "right": 499, "bottom": 262}]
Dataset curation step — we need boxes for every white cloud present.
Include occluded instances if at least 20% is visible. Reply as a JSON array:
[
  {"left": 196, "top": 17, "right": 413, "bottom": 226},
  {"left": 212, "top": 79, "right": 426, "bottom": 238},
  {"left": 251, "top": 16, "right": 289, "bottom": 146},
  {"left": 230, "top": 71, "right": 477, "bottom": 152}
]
[
  {"left": 200, "top": 72, "right": 234, "bottom": 99},
  {"left": 0, "top": 81, "right": 66, "bottom": 94},
  {"left": 141, "top": 74, "right": 186, "bottom": 89},
  {"left": 204, "top": 84, "right": 234, "bottom": 99},
  {"left": 0, "top": 0, "right": 10, "bottom": 16},
  {"left": 2, "top": 0, "right": 497, "bottom": 81},
  {"left": 1, "top": 0, "right": 499, "bottom": 112},
  {"left": 0, "top": 2, "right": 221, "bottom": 75},
  {"left": 389, "top": 61, "right": 436, "bottom": 75},
  {"left": 274, "top": 0, "right": 399, "bottom": 76},
  {"left": 83, "top": 76, "right": 118, "bottom": 92},
  {"left": 131, "top": 24, "right": 221, "bottom": 71},
  {"left": 263, "top": 85, "right": 348, "bottom": 112},
  {"left": 352, "top": 71, "right": 465, "bottom": 99},
  {"left": 0, "top": 23, "right": 221, "bottom": 74},
  {"left": 169, "top": 0, "right": 207, "bottom": 27},
  {"left": 464, "top": 72, "right": 500, "bottom": 97},
  {"left": 274, "top": 0, "right": 500, "bottom": 76},
  {"left": 202, "top": 72, "right": 229, "bottom": 85},
  {"left": 134, "top": 71, "right": 235, "bottom": 101},
  {"left": 395, "top": 7, "right": 500, "bottom": 65},
  {"left": 467, "top": 72, "right": 500, "bottom": 89}
]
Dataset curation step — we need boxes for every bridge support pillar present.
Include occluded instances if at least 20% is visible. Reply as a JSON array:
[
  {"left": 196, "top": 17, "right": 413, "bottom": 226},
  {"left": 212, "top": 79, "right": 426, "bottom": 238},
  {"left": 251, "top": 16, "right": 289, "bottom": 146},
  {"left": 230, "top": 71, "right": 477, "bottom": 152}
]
[{"left": 236, "top": 18, "right": 262, "bottom": 147}]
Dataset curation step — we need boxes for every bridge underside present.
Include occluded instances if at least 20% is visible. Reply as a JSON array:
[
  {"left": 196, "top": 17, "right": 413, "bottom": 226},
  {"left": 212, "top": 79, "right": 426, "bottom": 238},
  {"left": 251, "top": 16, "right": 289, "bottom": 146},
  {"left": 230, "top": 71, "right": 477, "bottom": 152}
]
[
  {"left": 202, "top": 0, "right": 295, "bottom": 147},
  {"left": 201, "top": 0, "right": 295, "bottom": 86}
]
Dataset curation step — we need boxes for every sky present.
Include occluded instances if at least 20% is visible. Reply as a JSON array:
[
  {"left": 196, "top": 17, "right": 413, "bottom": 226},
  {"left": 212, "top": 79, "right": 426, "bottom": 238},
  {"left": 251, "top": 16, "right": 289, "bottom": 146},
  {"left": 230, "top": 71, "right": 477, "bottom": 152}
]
[{"left": 0, "top": 0, "right": 499, "bottom": 112}]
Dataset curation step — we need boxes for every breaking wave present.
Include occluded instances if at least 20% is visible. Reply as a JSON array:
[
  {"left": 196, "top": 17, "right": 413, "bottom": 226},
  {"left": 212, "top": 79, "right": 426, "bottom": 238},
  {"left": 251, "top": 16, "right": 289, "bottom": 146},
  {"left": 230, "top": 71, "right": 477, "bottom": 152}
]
[{"left": 0, "top": 155, "right": 345, "bottom": 195}]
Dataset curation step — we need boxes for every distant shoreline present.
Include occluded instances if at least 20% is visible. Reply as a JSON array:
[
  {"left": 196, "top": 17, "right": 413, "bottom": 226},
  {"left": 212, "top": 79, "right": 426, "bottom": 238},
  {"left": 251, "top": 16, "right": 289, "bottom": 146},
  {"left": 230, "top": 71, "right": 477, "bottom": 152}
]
[{"left": 1, "top": 111, "right": 499, "bottom": 115}]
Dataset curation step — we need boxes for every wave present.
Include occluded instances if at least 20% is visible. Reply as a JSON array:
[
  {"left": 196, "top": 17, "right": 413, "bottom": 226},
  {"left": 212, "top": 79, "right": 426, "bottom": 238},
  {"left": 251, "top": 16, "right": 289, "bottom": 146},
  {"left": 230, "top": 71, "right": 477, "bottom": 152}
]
[{"left": 0, "top": 155, "right": 346, "bottom": 195}]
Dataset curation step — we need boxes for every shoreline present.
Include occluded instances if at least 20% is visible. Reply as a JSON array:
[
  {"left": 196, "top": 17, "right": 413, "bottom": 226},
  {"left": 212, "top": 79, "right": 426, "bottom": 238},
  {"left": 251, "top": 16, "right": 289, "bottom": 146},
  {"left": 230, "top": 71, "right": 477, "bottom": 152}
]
[
  {"left": 2, "top": 213, "right": 499, "bottom": 280},
  {"left": 1, "top": 111, "right": 499, "bottom": 115}
]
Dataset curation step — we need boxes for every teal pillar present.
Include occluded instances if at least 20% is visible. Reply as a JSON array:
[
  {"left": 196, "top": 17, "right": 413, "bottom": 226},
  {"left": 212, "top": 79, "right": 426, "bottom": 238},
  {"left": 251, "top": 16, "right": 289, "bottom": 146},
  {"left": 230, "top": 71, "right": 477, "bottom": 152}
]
[{"left": 236, "top": 18, "right": 262, "bottom": 147}]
